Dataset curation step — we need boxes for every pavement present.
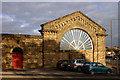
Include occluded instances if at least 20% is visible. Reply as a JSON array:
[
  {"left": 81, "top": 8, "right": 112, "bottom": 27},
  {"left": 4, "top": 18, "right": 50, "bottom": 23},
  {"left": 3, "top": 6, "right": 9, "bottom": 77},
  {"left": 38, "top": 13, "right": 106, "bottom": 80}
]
[
  {"left": 0, "top": 61, "right": 120, "bottom": 80},
  {"left": 0, "top": 68, "right": 120, "bottom": 79},
  {"left": 1, "top": 60, "right": 120, "bottom": 80}
]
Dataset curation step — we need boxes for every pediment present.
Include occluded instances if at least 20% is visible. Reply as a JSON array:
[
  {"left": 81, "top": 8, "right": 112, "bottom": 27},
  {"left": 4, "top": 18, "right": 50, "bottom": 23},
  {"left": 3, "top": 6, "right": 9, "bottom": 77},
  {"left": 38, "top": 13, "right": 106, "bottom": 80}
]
[{"left": 41, "top": 11, "right": 106, "bottom": 34}]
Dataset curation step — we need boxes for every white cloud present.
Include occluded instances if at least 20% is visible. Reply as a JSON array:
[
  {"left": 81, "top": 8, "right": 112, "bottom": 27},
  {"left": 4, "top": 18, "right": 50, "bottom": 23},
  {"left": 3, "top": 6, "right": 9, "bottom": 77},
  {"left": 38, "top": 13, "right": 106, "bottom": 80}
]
[
  {"left": 33, "top": 29, "right": 40, "bottom": 34},
  {"left": 20, "top": 23, "right": 29, "bottom": 28},
  {"left": 2, "top": 2, "right": 118, "bottom": 46},
  {"left": 2, "top": 15, "right": 14, "bottom": 22},
  {"left": 22, "top": 12, "right": 31, "bottom": 16}
]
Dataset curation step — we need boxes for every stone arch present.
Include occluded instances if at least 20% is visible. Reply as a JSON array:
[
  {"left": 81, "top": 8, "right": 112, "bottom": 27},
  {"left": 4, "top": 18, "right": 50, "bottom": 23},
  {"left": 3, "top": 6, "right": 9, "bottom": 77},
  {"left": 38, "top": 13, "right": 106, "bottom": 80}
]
[
  {"left": 41, "top": 11, "right": 107, "bottom": 66},
  {"left": 57, "top": 25, "right": 97, "bottom": 51},
  {"left": 59, "top": 28, "right": 94, "bottom": 50},
  {"left": 12, "top": 47, "right": 23, "bottom": 54},
  {"left": 56, "top": 23, "right": 97, "bottom": 62}
]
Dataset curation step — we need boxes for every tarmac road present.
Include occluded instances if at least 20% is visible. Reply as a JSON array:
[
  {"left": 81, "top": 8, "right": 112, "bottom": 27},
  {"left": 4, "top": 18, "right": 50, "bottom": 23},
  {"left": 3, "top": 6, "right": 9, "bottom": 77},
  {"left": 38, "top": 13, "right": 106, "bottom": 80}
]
[
  {"left": 1, "top": 68, "right": 120, "bottom": 80},
  {"left": 1, "top": 75, "right": 120, "bottom": 80}
]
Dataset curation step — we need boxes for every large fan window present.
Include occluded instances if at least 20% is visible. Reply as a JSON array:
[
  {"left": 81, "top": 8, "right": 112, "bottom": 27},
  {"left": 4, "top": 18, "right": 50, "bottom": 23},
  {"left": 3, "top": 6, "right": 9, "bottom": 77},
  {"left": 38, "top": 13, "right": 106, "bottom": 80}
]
[{"left": 60, "top": 29, "right": 93, "bottom": 50}]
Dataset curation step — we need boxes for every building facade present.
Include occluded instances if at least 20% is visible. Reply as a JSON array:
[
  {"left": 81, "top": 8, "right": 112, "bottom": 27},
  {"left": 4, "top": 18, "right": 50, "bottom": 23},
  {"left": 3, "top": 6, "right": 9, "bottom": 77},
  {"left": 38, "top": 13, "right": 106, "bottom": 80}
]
[{"left": 2, "top": 11, "right": 108, "bottom": 70}]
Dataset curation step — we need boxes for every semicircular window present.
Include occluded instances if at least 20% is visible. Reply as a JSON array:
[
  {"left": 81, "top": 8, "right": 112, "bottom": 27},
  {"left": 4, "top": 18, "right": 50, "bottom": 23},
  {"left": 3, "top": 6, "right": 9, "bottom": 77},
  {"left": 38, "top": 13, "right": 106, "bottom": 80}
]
[{"left": 60, "top": 29, "right": 93, "bottom": 50}]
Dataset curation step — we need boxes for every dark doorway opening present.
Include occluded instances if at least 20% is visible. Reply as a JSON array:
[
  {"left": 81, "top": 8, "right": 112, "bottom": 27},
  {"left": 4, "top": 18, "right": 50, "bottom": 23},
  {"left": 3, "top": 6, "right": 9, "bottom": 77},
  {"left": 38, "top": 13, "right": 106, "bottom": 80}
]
[{"left": 12, "top": 47, "right": 23, "bottom": 69}]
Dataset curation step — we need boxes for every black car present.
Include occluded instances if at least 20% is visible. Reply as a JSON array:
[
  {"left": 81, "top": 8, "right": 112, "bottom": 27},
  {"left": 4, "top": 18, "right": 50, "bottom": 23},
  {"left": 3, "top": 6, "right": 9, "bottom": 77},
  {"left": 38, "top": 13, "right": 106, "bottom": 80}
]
[{"left": 56, "top": 60, "right": 69, "bottom": 70}]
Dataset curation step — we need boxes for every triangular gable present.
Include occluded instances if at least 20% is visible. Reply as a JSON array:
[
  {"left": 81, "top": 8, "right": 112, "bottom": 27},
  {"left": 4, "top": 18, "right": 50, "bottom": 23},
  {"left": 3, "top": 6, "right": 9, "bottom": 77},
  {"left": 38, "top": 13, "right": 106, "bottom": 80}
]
[{"left": 41, "top": 11, "right": 106, "bottom": 33}]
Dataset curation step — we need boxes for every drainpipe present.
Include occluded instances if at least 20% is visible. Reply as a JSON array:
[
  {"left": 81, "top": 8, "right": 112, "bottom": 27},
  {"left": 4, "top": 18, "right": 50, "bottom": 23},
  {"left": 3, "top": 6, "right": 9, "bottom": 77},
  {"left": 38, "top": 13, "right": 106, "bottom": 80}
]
[{"left": 42, "top": 36, "right": 44, "bottom": 67}]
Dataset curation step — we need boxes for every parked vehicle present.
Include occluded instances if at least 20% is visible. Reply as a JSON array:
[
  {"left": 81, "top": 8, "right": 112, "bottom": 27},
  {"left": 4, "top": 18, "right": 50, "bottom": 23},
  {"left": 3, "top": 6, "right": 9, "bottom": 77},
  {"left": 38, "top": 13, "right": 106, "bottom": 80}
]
[
  {"left": 83, "top": 62, "right": 112, "bottom": 75},
  {"left": 56, "top": 60, "right": 69, "bottom": 70},
  {"left": 112, "top": 55, "right": 120, "bottom": 60},
  {"left": 67, "top": 59, "right": 89, "bottom": 72}
]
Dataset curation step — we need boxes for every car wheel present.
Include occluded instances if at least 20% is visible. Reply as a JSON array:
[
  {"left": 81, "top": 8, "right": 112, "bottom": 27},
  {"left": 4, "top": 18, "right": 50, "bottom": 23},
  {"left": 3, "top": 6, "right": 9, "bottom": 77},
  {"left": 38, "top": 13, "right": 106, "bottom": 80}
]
[
  {"left": 77, "top": 67, "right": 82, "bottom": 72},
  {"left": 91, "top": 70, "right": 95, "bottom": 75},
  {"left": 106, "top": 70, "right": 111, "bottom": 75}
]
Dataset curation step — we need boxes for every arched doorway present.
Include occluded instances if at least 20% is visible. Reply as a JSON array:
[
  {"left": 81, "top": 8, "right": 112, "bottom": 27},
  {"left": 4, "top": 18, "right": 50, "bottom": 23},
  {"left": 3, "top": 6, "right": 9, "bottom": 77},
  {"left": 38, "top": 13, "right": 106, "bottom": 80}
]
[
  {"left": 12, "top": 47, "right": 23, "bottom": 69},
  {"left": 60, "top": 29, "right": 93, "bottom": 60}
]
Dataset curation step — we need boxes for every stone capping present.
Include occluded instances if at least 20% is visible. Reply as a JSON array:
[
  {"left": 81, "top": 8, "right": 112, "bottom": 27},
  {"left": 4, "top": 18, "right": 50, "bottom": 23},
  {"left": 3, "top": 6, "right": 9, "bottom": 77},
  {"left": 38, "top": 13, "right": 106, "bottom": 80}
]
[
  {"left": 2, "top": 33, "right": 43, "bottom": 39},
  {"left": 41, "top": 11, "right": 106, "bottom": 33},
  {"left": 96, "top": 33, "right": 108, "bottom": 36}
]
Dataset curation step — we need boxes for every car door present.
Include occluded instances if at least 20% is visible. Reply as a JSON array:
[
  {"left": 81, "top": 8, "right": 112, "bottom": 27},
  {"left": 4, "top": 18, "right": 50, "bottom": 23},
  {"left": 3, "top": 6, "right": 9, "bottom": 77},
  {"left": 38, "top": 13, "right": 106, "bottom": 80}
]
[
  {"left": 91, "top": 63, "right": 98, "bottom": 73},
  {"left": 97, "top": 63, "right": 105, "bottom": 73}
]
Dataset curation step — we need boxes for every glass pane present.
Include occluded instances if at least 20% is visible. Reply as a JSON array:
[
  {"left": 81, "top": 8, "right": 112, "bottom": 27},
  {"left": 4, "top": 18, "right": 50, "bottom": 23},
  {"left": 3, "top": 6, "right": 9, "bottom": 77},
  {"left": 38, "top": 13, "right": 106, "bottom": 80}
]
[{"left": 60, "top": 29, "right": 93, "bottom": 50}]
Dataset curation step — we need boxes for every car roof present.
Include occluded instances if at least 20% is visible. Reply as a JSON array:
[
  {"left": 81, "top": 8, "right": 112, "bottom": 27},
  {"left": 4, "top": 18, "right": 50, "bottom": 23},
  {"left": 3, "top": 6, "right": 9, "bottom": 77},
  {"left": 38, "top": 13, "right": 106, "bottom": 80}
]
[
  {"left": 74, "top": 59, "right": 87, "bottom": 60},
  {"left": 90, "top": 62, "right": 101, "bottom": 64}
]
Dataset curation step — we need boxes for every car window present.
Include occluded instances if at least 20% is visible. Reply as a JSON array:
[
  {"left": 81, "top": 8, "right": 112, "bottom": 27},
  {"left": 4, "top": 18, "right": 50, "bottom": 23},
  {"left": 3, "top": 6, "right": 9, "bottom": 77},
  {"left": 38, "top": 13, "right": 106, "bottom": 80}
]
[
  {"left": 58, "top": 60, "right": 63, "bottom": 63},
  {"left": 76, "top": 60, "right": 81, "bottom": 63},
  {"left": 84, "top": 62, "right": 90, "bottom": 66},
  {"left": 72, "top": 60, "right": 75, "bottom": 63},
  {"left": 98, "top": 63, "right": 104, "bottom": 67},
  {"left": 58, "top": 60, "right": 68, "bottom": 63},
  {"left": 63, "top": 61, "right": 68, "bottom": 64},
  {"left": 76, "top": 60, "right": 89, "bottom": 63},
  {"left": 83, "top": 60, "right": 89, "bottom": 63},
  {"left": 92, "top": 63, "right": 97, "bottom": 67}
]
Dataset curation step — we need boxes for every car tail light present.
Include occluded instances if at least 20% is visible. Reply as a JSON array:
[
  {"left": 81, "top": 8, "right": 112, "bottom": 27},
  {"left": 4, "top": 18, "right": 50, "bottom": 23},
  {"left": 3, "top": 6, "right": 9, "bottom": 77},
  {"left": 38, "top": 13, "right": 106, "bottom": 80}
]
[
  {"left": 74, "top": 64, "right": 76, "bottom": 66},
  {"left": 88, "top": 66, "right": 90, "bottom": 69}
]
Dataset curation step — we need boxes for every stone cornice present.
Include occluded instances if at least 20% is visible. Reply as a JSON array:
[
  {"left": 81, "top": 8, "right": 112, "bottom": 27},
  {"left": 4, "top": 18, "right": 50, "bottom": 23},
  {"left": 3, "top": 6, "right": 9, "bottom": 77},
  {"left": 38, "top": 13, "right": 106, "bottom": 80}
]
[
  {"left": 52, "top": 15, "right": 100, "bottom": 33},
  {"left": 43, "top": 30, "right": 57, "bottom": 33},
  {"left": 41, "top": 11, "right": 106, "bottom": 33}
]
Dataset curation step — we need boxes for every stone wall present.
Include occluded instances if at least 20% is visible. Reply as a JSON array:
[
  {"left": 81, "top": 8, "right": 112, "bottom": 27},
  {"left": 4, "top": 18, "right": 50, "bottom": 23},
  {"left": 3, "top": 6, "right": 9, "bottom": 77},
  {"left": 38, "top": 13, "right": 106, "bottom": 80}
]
[
  {"left": 43, "top": 50, "right": 86, "bottom": 68},
  {"left": 97, "top": 35, "right": 106, "bottom": 65},
  {"left": 41, "top": 11, "right": 107, "bottom": 66},
  {"left": 1, "top": 11, "right": 107, "bottom": 70},
  {"left": 2, "top": 34, "right": 43, "bottom": 70}
]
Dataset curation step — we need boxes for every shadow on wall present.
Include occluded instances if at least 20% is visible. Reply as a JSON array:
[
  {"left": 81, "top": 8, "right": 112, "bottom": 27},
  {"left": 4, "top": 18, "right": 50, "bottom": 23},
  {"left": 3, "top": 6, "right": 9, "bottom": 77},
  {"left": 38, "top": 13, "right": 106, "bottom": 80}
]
[{"left": 43, "top": 39, "right": 85, "bottom": 67}]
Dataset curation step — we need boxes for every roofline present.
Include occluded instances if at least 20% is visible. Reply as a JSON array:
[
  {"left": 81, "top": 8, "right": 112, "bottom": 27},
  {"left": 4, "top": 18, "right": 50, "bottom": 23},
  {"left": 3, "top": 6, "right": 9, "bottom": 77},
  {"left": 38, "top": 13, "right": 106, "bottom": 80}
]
[
  {"left": 1, "top": 33, "right": 41, "bottom": 36},
  {"left": 40, "top": 11, "right": 106, "bottom": 31},
  {"left": 2, "top": 33, "right": 43, "bottom": 39}
]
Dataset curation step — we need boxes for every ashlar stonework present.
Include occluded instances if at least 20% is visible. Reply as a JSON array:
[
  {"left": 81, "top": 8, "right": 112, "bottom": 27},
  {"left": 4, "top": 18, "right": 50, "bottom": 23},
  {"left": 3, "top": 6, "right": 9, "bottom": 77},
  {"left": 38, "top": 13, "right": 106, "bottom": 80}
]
[{"left": 2, "top": 11, "right": 108, "bottom": 70}]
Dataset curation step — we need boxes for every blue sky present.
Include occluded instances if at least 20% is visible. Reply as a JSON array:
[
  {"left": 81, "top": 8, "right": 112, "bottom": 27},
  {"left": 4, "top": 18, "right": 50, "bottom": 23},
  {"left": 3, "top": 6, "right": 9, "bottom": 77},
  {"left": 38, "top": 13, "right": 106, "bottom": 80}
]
[{"left": 1, "top": 2, "right": 118, "bottom": 47}]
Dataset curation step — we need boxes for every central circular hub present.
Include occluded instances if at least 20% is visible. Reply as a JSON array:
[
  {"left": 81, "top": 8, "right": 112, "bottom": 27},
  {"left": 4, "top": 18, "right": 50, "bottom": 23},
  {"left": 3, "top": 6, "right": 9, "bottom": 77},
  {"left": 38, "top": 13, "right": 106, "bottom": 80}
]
[{"left": 69, "top": 40, "right": 85, "bottom": 50}]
